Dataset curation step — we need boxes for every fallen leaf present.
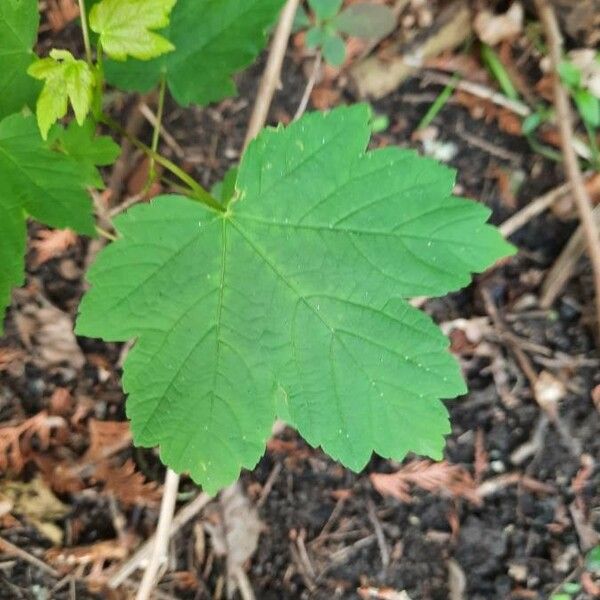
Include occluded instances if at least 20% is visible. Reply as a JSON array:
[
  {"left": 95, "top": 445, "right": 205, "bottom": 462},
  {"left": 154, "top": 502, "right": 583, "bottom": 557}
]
[
  {"left": 93, "top": 459, "right": 161, "bottom": 507},
  {"left": 31, "top": 229, "right": 78, "bottom": 267},
  {"left": 82, "top": 420, "right": 132, "bottom": 463},
  {"left": 0, "top": 476, "right": 68, "bottom": 545},
  {"left": 473, "top": 2, "right": 523, "bottom": 46},
  {"left": 204, "top": 482, "right": 262, "bottom": 597},
  {"left": 14, "top": 301, "right": 85, "bottom": 369},
  {"left": 370, "top": 460, "right": 480, "bottom": 505},
  {"left": 45, "top": 0, "right": 80, "bottom": 32},
  {"left": 0, "top": 411, "right": 67, "bottom": 474}
]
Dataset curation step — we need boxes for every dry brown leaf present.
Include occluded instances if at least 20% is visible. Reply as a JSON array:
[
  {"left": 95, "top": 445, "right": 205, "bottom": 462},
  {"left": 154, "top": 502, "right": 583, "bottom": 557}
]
[
  {"left": 0, "top": 476, "right": 68, "bottom": 545},
  {"left": 45, "top": 0, "right": 80, "bottom": 32},
  {"left": 93, "top": 459, "right": 161, "bottom": 507},
  {"left": 31, "top": 229, "right": 77, "bottom": 267},
  {"left": 0, "top": 347, "right": 24, "bottom": 372},
  {"left": 453, "top": 90, "right": 522, "bottom": 135},
  {"left": 46, "top": 539, "right": 129, "bottom": 569},
  {"left": 205, "top": 482, "right": 262, "bottom": 597},
  {"left": 83, "top": 420, "right": 132, "bottom": 463},
  {"left": 473, "top": 2, "right": 523, "bottom": 46},
  {"left": 14, "top": 302, "right": 85, "bottom": 369},
  {"left": 370, "top": 460, "right": 480, "bottom": 505},
  {"left": 0, "top": 411, "right": 67, "bottom": 474},
  {"left": 581, "top": 571, "right": 600, "bottom": 596}
]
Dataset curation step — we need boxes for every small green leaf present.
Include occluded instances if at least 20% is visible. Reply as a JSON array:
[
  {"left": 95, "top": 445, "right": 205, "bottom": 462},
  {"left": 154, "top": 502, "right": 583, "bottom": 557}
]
[
  {"left": 293, "top": 5, "right": 311, "bottom": 32},
  {"left": 322, "top": 33, "right": 346, "bottom": 66},
  {"left": 0, "top": 114, "right": 97, "bottom": 332},
  {"left": 103, "top": 0, "right": 285, "bottom": 107},
  {"left": 77, "top": 105, "right": 513, "bottom": 493},
  {"left": 333, "top": 3, "right": 396, "bottom": 39},
  {"left": 522, "top": 112, "right": 543, "bottom": 135},
  {"left": 28, "top": 49, "right": 94, "bottom": 139},
  {"left": 306, "top": 26, "right": 326, "bottom": 49},
  {"left": 89, "top": 0, "right": 176, "bottom": 60},
  {"left": 586, "top": 545, "right": 600, "bottom": 574},
  {"left": 47, "top": 119, "right": 120, "bottom": 188},
  {"left": 558, "top": 60, "right": 581, "bottom": 89},
  {"left": 0, "top": 0, "right": 41, "bottom": 119},
  {"left": 308, "top": 0, "right": 343, "bottom": 20},
  {"left": 574, "top": 88, "right": 600, "bottom": 127}
]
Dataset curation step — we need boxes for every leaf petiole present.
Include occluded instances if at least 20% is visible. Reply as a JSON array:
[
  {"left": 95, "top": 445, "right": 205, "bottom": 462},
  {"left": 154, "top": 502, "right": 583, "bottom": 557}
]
[
  {"left": 100, "top": 112, "right": 223, "bottom": 212},
  {"left": 77, "top": 0, "right": 93, "bottom": 65}
]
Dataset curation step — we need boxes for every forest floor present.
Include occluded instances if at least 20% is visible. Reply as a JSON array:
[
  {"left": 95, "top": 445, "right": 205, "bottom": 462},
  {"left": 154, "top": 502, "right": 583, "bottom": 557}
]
[{"left": 1, "top": 1, "right": 599, "bottom": 599}]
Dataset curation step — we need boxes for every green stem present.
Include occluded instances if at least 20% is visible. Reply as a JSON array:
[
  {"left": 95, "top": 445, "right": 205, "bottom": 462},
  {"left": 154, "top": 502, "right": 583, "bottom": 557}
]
[
  {"left": 100, "top": 112, "right": 223, "bottom": 212},
  {"left": 77, "top": 0, "right": 93, "bottom": 65},
  {"left": 416, "top": 74, "right": 459, "bottom": 131},
  {"left": 149, "top": 76, "right": 167, "bottom": 184}
]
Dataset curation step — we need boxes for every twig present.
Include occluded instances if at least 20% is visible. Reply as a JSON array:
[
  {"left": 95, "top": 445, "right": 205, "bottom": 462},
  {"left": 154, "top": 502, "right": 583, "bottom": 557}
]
[
  {"left": 540, "top": 206, "right": 600, "bottom": 309},
  {"left": 367, "top": 500, "right": 390, "bottom": 569},
  {"left": 139, "top": 102, "right": 186, "bottom": 160},
  {"left": 109, "top": 490, "right": 211, "bottom": 588},
  {"left": 293, "top": 51, "right": 322, "bottom": 121},
  {"left": 421, "top": 71, "right": 531, "bottom": 117},
  {"left": 243, "top": 0, "right": 300, "bottom": 150},
  {"left": 136, "top": 469, "right": 180, "bottom": 600},
  {"left": 499, "top": 181, "right": 573, "bottom": 238},
  {"left": 0, "top": 536, "right": 59, "bottom": 578},
  {"left": 535, "top": 0, "right": 600, "bottom": 336}
]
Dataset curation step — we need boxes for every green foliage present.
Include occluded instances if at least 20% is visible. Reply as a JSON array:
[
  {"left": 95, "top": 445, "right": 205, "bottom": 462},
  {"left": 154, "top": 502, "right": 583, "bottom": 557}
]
[
  {"left": 322, "top": 32, "right": 346, "bottom": 66},
  {"left": 89, "top": 0, "right": 176, "bottom": 61},
  {"left": 28, "top": 50, "right": 95, "bottom": 139},
  {"left": 0, "top": 0, "right": 41, "bottom": 119},
  {"left": 77, "top": 105, "right": 513, "bottom": 494},
  {"left": 47, "top": 119, "right": 121, "bottom": 188},
  {"left": 102, "top": 0, "right": 285, "bottom": 106},
  {"left": 303, "top": 1, "right": 395, "bottom": 66},
  {"left": 0, "top": 114, "right": 98, "bottom": 332},
  {"left": 332, "top": 4, "right": 396, "bottom": 39},
  {"left": 308, "top": 0, "right": 343, "bottom": 21}
]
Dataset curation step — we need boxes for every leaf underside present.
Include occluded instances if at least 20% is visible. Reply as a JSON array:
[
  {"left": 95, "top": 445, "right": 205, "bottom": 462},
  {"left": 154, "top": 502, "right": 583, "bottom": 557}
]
[
  {"left": 103, "top": 0, "right": 285, "bottom": 106},
  {"left": 0, "top": 114, "right": 97, "bottom": 333},
  {"left": 77, "top": 105, "right": 514, "bottom": 494}
]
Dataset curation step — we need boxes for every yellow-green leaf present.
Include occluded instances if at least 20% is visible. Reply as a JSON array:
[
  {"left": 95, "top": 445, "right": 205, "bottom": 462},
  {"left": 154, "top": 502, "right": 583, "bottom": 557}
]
[
  {"left": 28, "top": 50, "right": 94, "bottom": 139},
  {"left": 89, "top": 0, "right": 176, "bottom": 61}
]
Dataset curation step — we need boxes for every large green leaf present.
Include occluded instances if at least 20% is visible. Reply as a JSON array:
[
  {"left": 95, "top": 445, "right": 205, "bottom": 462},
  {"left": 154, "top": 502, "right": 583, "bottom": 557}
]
[
  {"left": 77, "top": 105, "right": 514, "bottom": 494},
  {"left": 103, "top": 0, "right": 285, "bottom": 106},
  {"left": 0, "top": 0, "right": 40, "bottom": 119},
  {"left": 0, "top": 114, "right": 97, "bottom": 333}
]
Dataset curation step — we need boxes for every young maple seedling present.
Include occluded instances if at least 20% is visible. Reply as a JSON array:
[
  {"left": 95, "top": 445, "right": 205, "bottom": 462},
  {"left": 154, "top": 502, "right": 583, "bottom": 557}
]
[
  {"left": 0, "top": 0, "right": 514, "bottom": 497},
  {"left": 297, "top": 0, "right": 396, "bottom": 66}
]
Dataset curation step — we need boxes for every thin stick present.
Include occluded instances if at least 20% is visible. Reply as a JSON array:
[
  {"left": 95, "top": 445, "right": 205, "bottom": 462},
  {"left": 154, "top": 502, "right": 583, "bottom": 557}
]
[
  {"left": 244, "top": 0, "right": 300, "bottom": 150},
  {"left": 540, "top": 205, "right": 600, "bottom": 308},
  {"left": 499, "top": 181, "right": 573, "bottom": 238},
  {"left": 149, "top": 75, "right": 167, "bottom": 183},
  {"left": 0, "top": 536, "right": 59, "bottom": 578},
  {"left": 135, "top": 469, "right": 180, "bottom": 600},
  {"left": 535, "top": 0, "right": 600, "bottom": 335},
  {"left": 77, "top": 0, "right": 93, "bottom": 65},
  {"left": 109, "top": 491, "right": 212, "bottom": 588},
  {"left": 293, "top": 52, "right": 322, "bottom": 121}
]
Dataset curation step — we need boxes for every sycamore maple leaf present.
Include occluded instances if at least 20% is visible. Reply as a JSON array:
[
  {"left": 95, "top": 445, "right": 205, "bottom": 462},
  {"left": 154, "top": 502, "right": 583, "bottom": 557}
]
[
  {"left": 77, "top": 105, "right": 514, "bottom": 494},
  {"left": 28, "top": 49, "right": 94, "bottom": 139},
  {"left": 89, "top": 0, "right": 176, "bottom": 61}
]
